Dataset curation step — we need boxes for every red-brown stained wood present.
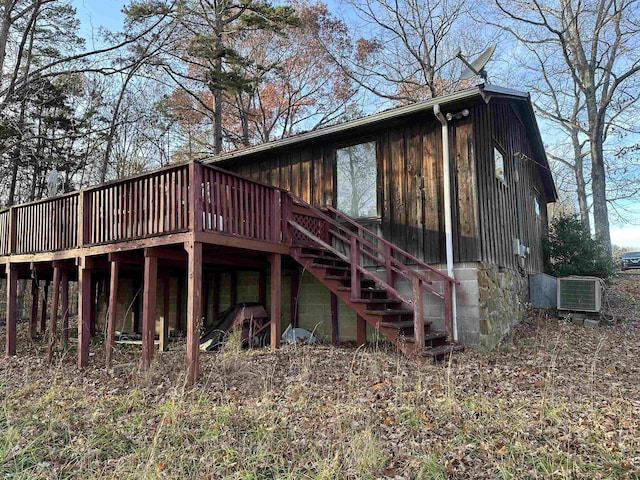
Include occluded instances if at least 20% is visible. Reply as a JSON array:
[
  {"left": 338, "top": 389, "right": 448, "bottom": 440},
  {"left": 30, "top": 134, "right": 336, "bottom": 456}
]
[
  {"left": 106, "top": 259, "right": 119, "bottom": 368},
  {"left": 5, "top": 264, "right": 17, "bottom": 356},
  {"left": 185, "top": 240, "right": 202, "bottom": 385},
  {"left": 142, "top": 252, "right": 158, "bottom": 369},
  {"left": 77, "top": 260, "right": 92, "bottom": 368},
  {"left": 269, "top": 253, "right": 281, "bottom": 351},
  {"left": 47, "top": 265, "right": 61, "bottom": 364}
]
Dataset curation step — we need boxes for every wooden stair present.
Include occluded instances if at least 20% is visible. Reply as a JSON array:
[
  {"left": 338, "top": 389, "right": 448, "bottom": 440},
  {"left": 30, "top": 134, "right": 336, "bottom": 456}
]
[{"left": 291, "top": 245, "right": 463, "bottom": 359}]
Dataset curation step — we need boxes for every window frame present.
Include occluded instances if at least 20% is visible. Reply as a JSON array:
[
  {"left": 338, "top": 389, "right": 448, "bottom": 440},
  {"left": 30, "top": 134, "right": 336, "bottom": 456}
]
[
  {"left": 334, "top": 138, "right": 379, "bottom": 219},
  {"left": 493, "top": 142, "right": 506, "bottom": 184}
]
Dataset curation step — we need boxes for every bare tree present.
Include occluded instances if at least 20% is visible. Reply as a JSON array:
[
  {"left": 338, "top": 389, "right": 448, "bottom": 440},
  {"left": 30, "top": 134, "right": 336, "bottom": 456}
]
[
  {"left": 489, "top": 0, "right": 640, "bottom": 253},
  {"left": 327, "top": 0, "right": 490, "bottom": 104}
]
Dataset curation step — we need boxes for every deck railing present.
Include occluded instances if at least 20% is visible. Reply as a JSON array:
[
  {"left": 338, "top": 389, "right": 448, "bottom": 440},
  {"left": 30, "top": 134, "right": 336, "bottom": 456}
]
[
  {"left": 85, "top": 164, "right": 190, "bottom": 245},
  {"left": 0, "top": 162, "right": 291, "bottom": 256}
]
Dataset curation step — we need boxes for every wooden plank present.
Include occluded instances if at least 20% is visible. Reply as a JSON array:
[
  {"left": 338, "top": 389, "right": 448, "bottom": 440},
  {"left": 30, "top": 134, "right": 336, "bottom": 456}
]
[
  {"left": 141, "top": 252, "right": 158, "bottom": 369},
  {"left": 5, "top": 264, "right": 17, "bottom": 356},
  {"left": 77, "top": 260, "right": 92, "bottom": 368},
  {"left": 47, "top": 265, "right": 61, "bottom": 364},
  {"left": 406, "top": 122, "right": 422, "bottom": 257},
  {"left": 30, "top": 279, "right": 39, "bottom": 339},
  {"left": 105, "top": 259, "right": 119, "bottom": 368},
  {"left": 269, "top": 253, "right": 281, "bottom": 351},
  {"left": 185, "top": 240, "right": 202, "bottom": 386}
]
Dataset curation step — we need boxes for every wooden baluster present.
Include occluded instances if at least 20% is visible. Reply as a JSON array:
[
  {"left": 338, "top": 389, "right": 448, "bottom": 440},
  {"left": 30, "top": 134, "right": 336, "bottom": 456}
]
[{"left": 385, "top": 243, "right": 395, "bottom": 288}]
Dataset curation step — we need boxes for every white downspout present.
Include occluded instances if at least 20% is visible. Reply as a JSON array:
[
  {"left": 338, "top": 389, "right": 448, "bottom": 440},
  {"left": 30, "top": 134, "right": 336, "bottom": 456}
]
[{"left": 433, "top": 104, "right": 458, "bottom": 342}]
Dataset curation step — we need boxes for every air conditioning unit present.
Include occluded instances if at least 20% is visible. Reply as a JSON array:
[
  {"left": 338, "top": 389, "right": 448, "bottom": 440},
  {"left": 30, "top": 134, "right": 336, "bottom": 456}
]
[{"left": 557, "top": 276, "right": 602, "bottom": 312}]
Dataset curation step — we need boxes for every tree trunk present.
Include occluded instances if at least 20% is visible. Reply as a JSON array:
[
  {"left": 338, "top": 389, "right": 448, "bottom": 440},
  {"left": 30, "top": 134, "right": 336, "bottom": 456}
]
[{"left": 571, "top": 130, "right": 589, "bottom": 229}]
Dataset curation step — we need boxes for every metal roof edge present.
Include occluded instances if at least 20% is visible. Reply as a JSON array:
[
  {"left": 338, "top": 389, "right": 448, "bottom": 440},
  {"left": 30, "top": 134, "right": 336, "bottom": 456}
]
[{"left": 205, "top": 85, "right": 485, "bottom": 164}]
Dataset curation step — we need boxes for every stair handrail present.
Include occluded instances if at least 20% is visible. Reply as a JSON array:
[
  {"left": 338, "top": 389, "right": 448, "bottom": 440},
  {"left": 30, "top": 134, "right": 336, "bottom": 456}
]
[
  {"left": 286, "top": 194, "right": 458, "bottom": 293},
  {"left": 287, "top": 193, "right": 458, "bottom": 345},
  {"left": 323, "top": 205, "right": 458, "bottom": 286}
]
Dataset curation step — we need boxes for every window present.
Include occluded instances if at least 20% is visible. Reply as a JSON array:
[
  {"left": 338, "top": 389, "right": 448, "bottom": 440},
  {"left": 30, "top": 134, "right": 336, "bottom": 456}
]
[
  {"left": 494, "top": 146, "right": 505, "bottom": 182},
  {"left": 534, "top": 191, "right": 541, "bottom": 217},
  {"left": 336, "top": 141, "right": 377, "bottom": 218}
]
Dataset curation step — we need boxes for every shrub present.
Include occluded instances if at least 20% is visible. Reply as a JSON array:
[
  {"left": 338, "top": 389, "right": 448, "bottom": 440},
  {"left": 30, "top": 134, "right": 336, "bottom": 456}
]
[{"left": 543, "top": 214, "right": 616, "bottom": 278}]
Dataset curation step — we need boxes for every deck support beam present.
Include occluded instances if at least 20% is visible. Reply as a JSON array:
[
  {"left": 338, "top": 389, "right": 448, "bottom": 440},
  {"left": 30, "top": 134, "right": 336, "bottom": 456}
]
[
  {"left": 77, "top": 258, "right": 93, "bottom": 368},
  {"left": 185, "top": 240, "right": 202, "bottom": 386},
  {"left": 5, "top": 264, "right": 17, "bottom": 356},
  {"left": 142, "top": 250, "right": 158, "bottom": 369},
  {"left": 106, "top": 259, "right": 120, "bottom": 368},
  {"left": 269, "top": 253, "right": 281, "bottom": 351},
  {"left": 47, "top": 265, "right": 62, "bottom": 364}
]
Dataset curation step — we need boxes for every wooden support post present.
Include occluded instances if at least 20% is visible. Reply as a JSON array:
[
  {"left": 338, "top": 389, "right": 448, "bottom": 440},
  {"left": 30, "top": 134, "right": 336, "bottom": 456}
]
[
  {"left": 230, "top": 270, "right": 237, "bottom": 307},
  {"left": 350, "top": 237, "right": 360, "bottom": 301},
  {"left": 269, "top": 253, "right": 281, "bottom": 351},
  {"left": 30, "top": 279, "right": 39, "bottom": 339},
  {"left": 5, "top": 264, "right": 17, "bottom": 356},
  {"left": 258, "top": 270, "right": 266, "bottom": 305},
  {"left": 290, "top": 266, "right": 300, "bottom": 329},
  {"left": 61, "top": 271, "right": 69, "bottom": 348},
  {"left": 212, "top": 272, "right": 220, "bottom": 319},
  {"left": 141, "top": 251, "right": 158, "bottom": 369},
  {"left": 105, "top": 259, "right": 120, "bottom": 368},
  {"left": 330, "top": 292, "right": 339, "bottom": 344},
  {"left": 272, "top": 189, "right": 281, "bottom": 243},
  {"left": 160, "top": 271, "right": 170, "bottom": 352},
  {"left": 185, "top": 240, "right": 202, "bottom": 386},
  {"left": 47, "top": 265, "right": 62, "bottom": 364},
  {"left": 40, "top": 280, "right": 49, "bottom": 334},
  {"left": 412, "top": 277, "right": 425, "bottom": 354},
  {"left": 77, "top": 259, "right": 92, "bottom": 368},
  {"left": 356, "top": 315, "right": 366, "bottom": 347}
]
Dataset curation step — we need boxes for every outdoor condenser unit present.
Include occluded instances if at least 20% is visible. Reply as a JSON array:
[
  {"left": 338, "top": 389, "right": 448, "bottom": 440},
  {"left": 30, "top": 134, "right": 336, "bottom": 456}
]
[{"left": 557, "top": 276, "right": 602, "bottom": 313}]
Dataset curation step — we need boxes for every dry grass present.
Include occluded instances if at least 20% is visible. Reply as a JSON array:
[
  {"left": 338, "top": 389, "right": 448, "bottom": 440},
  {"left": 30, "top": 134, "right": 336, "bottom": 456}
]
[{"left": 1, "top": 277, "right": 639, "bottom": 479}]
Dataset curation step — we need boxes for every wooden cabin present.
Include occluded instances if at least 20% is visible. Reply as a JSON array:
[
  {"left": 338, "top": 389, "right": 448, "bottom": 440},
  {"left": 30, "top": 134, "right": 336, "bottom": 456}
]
[{"left": 0, "top": 84, "right": 555, "bottom": 383}]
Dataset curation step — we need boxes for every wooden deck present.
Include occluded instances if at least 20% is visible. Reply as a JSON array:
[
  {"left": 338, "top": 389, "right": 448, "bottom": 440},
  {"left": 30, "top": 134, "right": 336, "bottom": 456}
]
[{"left": 1, "top": 160, "right": 457, "bottom": 384}]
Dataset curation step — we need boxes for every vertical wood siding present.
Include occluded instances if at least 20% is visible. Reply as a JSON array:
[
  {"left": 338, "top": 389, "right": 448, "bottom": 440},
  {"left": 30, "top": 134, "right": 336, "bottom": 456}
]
[{"left": 221, "top": 102, "right": 548, "bottom": 271}]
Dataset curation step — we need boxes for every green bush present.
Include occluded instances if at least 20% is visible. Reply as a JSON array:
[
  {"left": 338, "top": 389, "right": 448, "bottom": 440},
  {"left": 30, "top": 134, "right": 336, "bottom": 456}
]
[{"left": 543, "top": 214, "right": 616, "bottom": 278}]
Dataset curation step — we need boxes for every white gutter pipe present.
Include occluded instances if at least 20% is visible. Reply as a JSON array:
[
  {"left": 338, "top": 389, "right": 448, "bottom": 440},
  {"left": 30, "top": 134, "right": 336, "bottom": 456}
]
[{"left": 433, "top": 104, "right": 458, "bottom": 342}]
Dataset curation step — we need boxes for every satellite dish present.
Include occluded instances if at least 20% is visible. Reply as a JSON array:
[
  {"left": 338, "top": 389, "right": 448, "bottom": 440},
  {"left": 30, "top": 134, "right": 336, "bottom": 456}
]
[{"left": 456, "top": 44, "right": 496, "bottom": 82}]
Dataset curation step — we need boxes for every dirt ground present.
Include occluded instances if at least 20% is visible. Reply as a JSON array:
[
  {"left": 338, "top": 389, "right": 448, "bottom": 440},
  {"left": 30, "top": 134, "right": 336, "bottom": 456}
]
[{"left": 1, "top": 276, "right": 639, "bottom": 479}]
